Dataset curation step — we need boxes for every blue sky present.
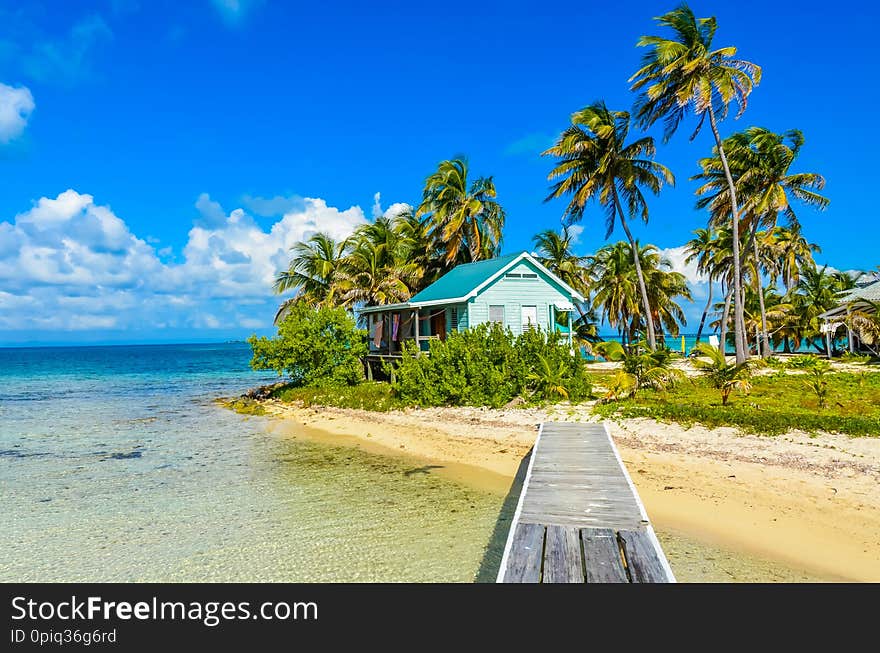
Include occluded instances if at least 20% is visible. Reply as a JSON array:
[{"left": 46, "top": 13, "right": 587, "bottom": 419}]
[{"left": 0, "top": 0, "right": 877, "bottom": 345}]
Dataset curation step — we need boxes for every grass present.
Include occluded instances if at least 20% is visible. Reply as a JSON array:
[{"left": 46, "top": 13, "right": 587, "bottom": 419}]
[
  {"left": 592, "top": 371, "right": 880, "bottom": 437},
  {"left": 268, "top": 381, "right": 410, "bottom": 412}
]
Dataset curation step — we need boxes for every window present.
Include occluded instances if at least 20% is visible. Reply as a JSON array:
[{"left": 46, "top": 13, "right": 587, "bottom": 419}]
[
  {"left": 505, "top": 273, "right": 522, "bottom": 278},
  {"left": 489, "top": 305, "right": 505, "bottom": 324},
  {"left": 521, "top": 305, "right": 537, "bottom": 332},
  {"left": 450, "top": 307, "right": 459, "bottom": 330},
  {"left": 521, "top": 273, "right": 538, "bottom": 279}
]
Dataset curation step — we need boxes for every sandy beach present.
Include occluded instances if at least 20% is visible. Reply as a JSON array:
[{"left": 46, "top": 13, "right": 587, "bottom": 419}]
[{"left": 260, "top": 399, "right": 880, "bottom": 582}]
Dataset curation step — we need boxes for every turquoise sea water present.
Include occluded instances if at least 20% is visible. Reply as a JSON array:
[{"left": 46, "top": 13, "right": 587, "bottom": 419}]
[
  {"left": 594, "top": 333, "right": 830, "bottom": 357},
  {"left": 1, "top": 342, "right": 829, "bottom": 583},
  {"left": 0, "top": 343, "right": 507, "bottom": 582}
]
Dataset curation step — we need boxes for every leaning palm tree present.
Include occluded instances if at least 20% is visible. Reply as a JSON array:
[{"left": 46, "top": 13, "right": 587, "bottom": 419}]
[
  {"left": 630, "top": 3, "right": 761, "bottom": 364},
  {"left": 532, "top": 227, "right": 590, "bottom": 297},
  {"left": 416, "top": 158, "right": 505, "bottom": 271},
  {"left": 543, "top": 102, "right": 674, "bottom": 350},
  {"left": 273, "top": 233, "right": 348, "bottom": 324},
  {"left": 693, "top": 127, "right": 829, "bottom": 355}
]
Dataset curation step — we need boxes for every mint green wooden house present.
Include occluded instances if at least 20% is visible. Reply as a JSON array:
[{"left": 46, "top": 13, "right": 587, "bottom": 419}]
[{"left": 359, "top": 251, "right": 584, "bottom": 360}]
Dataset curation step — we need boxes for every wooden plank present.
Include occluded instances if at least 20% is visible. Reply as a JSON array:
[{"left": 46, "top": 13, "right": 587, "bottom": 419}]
[
  {"left": 618, "top": 530, "right": 672, "bottom": 583},
  {"left": 581, "top": 528, "right": 627, "bottom": 583},
  {"left": 542, "top": 525, "right": 583, "bottom": 583},
  {"left": 502, "top": 523, "right": 545, "bottom": 583}
]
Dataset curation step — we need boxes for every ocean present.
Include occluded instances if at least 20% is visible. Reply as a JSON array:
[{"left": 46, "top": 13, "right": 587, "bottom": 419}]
[
  {"left": 0, "top": 343, "right": 507, "bottom": 582},
  {"left": 0, "top": 342, "right": 824, "bottom": 582}
]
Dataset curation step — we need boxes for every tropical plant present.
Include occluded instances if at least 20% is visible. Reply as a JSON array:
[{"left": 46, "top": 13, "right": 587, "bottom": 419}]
[
  {"left": 390, "top": 323, "right": 592, "bottom": 407},
  {"left": 693, "top": 127, "right": 828, "bottom": 356},
  {"left": 588, "top": 241, "right": 691, "bottom": 344},
  {"left": 273, "top": 233, "right": 348, "bottom": 323},
  {"left": 630, "top": 3, "right": 761, "bottom": 364},
  {"left": 543, "top": 102, "right": 674, "bottom": 350},
  {"left": 249, "top": 304, "right": 367, "bottom": 387},
  {"left": 596, "top": 340, "right": 684, "bottom": 396},
  {"left": 845, "top": 301, "right": 880, "bottom": 347},
  {"left": 528, "top": 354, "right": 572, "bottom": 400},
  {"left": 416, "top": 158, "right": 505, "bottom": 270},
  {"left": 803, "top": 363, "right": 831, "bottom": 409},
  {"left": 690, "top": 342, "right": 752, "bottom": 405}
]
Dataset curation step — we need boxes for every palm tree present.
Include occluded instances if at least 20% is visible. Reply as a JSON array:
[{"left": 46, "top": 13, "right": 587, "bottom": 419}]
[
  {"left": 273, "top": 233, "right": 348, "bottom": 324},
  {"left": 684, "top": 227, "right": 720, "bottom": 343},
  {"left": 847, "top": 301, "right": 880, "bottom": 348},
  {"left": 770, "top": 224, "right": 820, "bottom": 291},
  {"left": 332, "top": 239, "right": 419, "bottom": 307},
  {"left": 588, "top": 241, "right": 690, "bottom": 345},
  {"left": 416, "top": 158, "right": 505, "bottom": 271},
  {"left": 691, "top": 342, "right": 752, "bottom": 405},
  {"left": 543, "top": 102, "right": 674, "bottom": 350},
  {"left": 785, "top": 265, "right": 842, "bottom": 352},
  {"left": 630, "top": 3, "right": 761, "bottom": 364},
  {"left": 693, "top": 127, "right": 829, "bottom": 355}
]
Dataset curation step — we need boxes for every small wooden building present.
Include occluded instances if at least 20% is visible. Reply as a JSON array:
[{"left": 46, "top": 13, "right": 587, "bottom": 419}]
[
  {"left": 819, "top": 277, "right": 880, "bottom": 356},
  {"left": 358, "top": 251, "right": 585, "bottom": 360}
]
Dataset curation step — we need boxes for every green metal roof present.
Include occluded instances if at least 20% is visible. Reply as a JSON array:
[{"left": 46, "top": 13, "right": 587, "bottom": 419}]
[{"left": 408, "top": 252, "right": 525, "bottom": 304}]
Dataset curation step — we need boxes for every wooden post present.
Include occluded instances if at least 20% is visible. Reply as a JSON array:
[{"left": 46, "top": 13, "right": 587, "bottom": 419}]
[
  {"left": 846, "top": 306, "right": 854, "bottom": 354},
  {"left": 825, "top": 328, "right": 832, "bottom": 359},
  {"left": 568, "top": 310, "right": 573, "bottom": 353},
  {"left": 413, "top": 309, "right": 421, "bottom": 356}
]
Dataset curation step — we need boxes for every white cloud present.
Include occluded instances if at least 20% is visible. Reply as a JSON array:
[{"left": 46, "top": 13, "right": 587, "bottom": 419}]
[
  {"left": 567, "top": 224, "right": 584, "bottom": 245},
  {"left": 657, "top": 245, "right": 706, "bottom": 287},
  {"left": 0, "top": 190, "right": 369, "bottom": 333},
  {"left": 372, "top": 192, "right": 383, "bottom": 219},
  {"left": 383, "top": 202, "right": 412, "bottom": 219},
  {"left": 0, "top": 83, "right": 35, "bottom": 143}
]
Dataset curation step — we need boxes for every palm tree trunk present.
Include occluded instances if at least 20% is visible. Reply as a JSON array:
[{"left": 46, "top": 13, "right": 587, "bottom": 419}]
[
  {"left": 613, "top": 187, "right": 656, "bottom": 350},
  {"left": 695, "top": 278, "right": 713, "bottom": 343},
  {"left": 708, "top": 107, "right": 747, "bottom": 364},
  {"left": 720, "top": 282, "right": 733, "bottom": 357},
  {"left": 753, "top": 236, "right": 771, "bottom": 357}
]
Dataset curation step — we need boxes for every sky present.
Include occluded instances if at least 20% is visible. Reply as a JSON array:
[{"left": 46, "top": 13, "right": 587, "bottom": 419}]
[{"left": 0, "top": 0, "right": 877, "bottom": 345}]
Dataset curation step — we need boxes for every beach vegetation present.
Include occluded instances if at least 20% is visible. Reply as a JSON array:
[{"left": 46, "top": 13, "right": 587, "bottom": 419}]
[
  {"left": 595, "top": 340, "right": 684, "bottom": 396},
  {"left": 690, "top": 342, "right": 752, "bottom": 405},
  {"left": 543, "top": 102, "right": 674, "bottom": 350},
  {"left": 631, "top": 3, "right": 761, "bottom": 364},
  {"left": 390, "top": 322, "right": 592, "bottom": 407},
  {"left": 803, "top": 364, "right": 831, "bottom": 410},
  {"left": 592, "top": 370, "right": 880, "bottom": 436},
  {"left": 248, "top": 304, "right": 367, "bottom": 387}
]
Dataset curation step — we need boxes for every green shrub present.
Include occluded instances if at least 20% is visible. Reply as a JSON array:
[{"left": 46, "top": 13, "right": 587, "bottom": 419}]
[
  {"left": 247, "top": 303, "right": 367, "bottom": 387},
  {"left": 786, "top": 354, "right": 823, "bottom": 369},
  {"left": 840, "top": 352, "right": 871, "bottom": 364},
  {"left": 390, "top": 323, "right": 591, "bottom": 407}
]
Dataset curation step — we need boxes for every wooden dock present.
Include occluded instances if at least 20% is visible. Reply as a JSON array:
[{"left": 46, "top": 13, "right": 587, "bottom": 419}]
[{"left": 497, "top": 422, "right": 675, "bottom": 583}]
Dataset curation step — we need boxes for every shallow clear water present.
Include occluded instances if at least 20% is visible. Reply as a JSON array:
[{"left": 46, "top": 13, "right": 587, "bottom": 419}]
[
  {"left": 1, "top": 342, "right": 825, "bottom": 583},
  {"left": 0, "top": 344, "right": 506, "bottom": 582}
]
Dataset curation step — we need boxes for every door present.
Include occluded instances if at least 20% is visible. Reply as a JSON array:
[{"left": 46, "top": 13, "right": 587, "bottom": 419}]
[
  {"left": 521, "top": 305, "right": 537, "bottom": 332},
  {"left": 431, "top": 311, "right": 447, "bottom": 341}
]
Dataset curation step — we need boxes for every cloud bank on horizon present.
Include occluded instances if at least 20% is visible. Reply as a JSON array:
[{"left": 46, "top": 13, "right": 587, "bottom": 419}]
[
  {"left": 0, "top": 190, "right": 367, "bottom": 337},
  {"left": 0, "top": 187, "right": 716, "bottom": 342}
]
